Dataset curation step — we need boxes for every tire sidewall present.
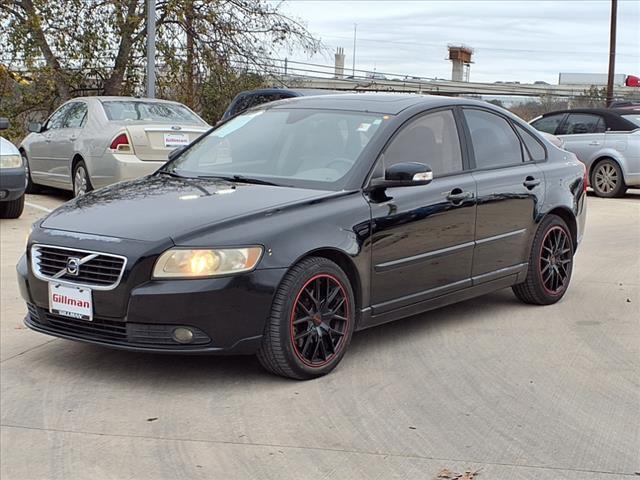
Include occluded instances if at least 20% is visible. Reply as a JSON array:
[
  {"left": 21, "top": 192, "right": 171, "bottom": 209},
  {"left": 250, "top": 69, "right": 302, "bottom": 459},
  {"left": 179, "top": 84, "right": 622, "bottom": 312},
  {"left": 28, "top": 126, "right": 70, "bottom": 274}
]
[
  {"left": 591, "top": 159, "right": 624, "bottom": 198},
  {"left": 276, "top": 259, "right": 355, "bottom": 378},
  {"left": 73, "top": 161, "right": 92, "bottom": 197}
]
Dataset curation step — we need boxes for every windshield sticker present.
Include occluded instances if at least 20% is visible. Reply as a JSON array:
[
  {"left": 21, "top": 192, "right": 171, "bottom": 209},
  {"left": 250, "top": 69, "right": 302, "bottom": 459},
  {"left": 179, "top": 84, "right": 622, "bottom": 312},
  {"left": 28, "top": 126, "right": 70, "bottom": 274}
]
[{"left": 357, "top": 123, "right": 371, "bottom": 132}]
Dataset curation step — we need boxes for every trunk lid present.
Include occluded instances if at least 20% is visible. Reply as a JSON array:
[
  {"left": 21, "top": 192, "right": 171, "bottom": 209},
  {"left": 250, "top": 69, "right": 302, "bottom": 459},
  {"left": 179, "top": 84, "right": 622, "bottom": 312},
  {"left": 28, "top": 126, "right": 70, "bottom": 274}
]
[{"left": 125, "top": 124, "right": 210, "bottom": 161}]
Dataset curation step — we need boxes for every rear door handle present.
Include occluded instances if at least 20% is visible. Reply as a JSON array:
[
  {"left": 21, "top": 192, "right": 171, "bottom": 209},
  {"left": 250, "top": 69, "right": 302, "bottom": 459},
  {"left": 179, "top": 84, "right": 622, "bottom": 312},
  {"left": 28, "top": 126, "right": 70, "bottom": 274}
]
[
  {"left": 446, "top": 189, "right": 473, "bottom": 203},
  {"left": 523, "top": 177, "right": 541, "bottom": 189},
  {"left": 589, "top": 141, "right": 601, "bottom": 146}
]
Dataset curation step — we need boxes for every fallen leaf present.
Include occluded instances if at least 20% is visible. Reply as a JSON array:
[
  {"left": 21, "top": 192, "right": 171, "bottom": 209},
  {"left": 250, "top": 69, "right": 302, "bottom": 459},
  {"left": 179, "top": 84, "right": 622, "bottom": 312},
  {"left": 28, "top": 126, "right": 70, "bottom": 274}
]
[
  {"left": 146, "top": 417, "right": 158, "bottom": 422},
  {"left": 436, "top": 468, "right": 454, "bottom": 478}
]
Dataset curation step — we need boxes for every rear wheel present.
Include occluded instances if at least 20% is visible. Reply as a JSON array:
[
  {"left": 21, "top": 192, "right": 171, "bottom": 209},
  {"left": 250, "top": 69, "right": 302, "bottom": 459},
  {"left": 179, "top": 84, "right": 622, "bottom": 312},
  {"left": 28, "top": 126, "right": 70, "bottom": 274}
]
[
  {"left": 72, "top": 161, "right": 93, "bottom": 197},
  {"left": 513, "top": 215, "right": 574, "bottom": 305},
  {"left": 591, "top": 159, "right": 626, "bottom": 198},
  {"left": 0, "top": 195, "right": 25, "bottom": 219},
  {"left": 257, "top": 257, "right": 355, "bottom": 380}
]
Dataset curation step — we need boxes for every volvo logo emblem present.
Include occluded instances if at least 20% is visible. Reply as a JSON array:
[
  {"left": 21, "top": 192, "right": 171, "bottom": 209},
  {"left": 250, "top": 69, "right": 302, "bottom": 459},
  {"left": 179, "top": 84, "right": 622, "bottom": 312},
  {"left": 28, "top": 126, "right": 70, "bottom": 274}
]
[{"left": 66, "top": 257, "right": 81, "bottom": 276}]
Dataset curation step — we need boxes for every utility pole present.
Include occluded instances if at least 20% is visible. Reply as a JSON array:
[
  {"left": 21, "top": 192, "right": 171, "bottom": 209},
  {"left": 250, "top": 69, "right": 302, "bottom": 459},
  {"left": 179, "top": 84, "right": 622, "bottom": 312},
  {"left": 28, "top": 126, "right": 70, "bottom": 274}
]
[
  {"left": 185, "top": 0, "right": 194, "bottom": 107},
  {"left": 605, "top": 0, "right": 617, "bottom": 107},
  {"left": 352, "top": 23, "right": 357, "bottom": 77},
  {"left": 146, "top": 0, "right": 156, "bottom": 98}
]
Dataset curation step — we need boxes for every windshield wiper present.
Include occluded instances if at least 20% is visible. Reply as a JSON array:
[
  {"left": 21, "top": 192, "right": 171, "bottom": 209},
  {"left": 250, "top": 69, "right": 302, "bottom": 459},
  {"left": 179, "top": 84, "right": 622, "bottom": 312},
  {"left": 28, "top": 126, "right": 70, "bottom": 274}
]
[
  {"left": 197, "top": 174, "right": 280, "bottom": 186},
  {"left": 156, "top": 169, "right": 185, "bottom": 178}
]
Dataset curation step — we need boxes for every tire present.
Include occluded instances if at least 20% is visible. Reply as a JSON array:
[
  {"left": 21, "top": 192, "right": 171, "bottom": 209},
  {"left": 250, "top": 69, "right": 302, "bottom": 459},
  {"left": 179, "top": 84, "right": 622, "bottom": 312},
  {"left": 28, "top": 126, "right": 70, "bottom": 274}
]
[
  {"left": 257, "top": 257, "right": 356, "bottom": 380},
  {"left": 513, "top": 215, "right": 574, "bottom": 305},
  {"left": 22, "top": 151, "right": 41, "bottom": 194},
  {"left": 0, "top": 194, "right": 25, "bottom": 219},
  {"left": 72, "top": 160, "right": 93, "bottom": 197},
  {"left": 591, "top": 159, "right": 626, "bottom": 198}
]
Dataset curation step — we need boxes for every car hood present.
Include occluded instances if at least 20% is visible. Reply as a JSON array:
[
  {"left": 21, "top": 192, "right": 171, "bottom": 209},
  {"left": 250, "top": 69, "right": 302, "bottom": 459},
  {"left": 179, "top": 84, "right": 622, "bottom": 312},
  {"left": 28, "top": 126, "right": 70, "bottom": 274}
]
[
  {"left": 41, "top": 175, "right": 334, "bottom": 242},
  {"left": 1, "top": 136, "right": 20, "bottom": 155}
]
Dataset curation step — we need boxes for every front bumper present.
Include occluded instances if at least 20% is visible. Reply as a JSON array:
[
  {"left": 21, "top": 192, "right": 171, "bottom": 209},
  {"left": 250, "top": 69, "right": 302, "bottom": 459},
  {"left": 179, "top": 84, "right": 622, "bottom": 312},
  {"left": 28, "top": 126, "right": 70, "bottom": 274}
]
[
  {"left": 0, "top": 168, "right": 26, "bottom": 202},
  {"left": 17, "top": 253, "right": 286, "bottom": 354}
]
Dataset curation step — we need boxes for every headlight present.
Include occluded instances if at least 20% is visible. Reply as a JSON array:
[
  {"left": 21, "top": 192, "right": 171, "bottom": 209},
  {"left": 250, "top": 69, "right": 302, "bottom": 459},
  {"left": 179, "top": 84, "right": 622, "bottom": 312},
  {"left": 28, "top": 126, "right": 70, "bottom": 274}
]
[
  {"left": 152, "top": 247, "right": 263, "bottom": 278},
  {"left": 0, "top": 154, "right": 23, "bottom": 169}
]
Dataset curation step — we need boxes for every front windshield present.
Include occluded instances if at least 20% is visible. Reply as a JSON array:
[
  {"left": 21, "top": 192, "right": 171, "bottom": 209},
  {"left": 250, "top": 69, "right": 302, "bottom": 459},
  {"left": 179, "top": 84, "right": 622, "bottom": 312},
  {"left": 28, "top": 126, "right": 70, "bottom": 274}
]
[
  {"left": 165, "top": 108, "right": 386, "bottom": 189},
  {"left": 622, "top": 114, "right": 640, "bottom": 128}
]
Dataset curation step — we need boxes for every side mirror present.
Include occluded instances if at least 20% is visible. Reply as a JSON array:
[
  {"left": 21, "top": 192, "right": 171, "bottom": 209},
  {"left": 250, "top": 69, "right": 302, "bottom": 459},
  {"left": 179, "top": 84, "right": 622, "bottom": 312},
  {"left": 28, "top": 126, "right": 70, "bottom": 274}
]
[
  {"left": 0, "top": 118, "right": 9, "bottom": 130},
  {"left": 369, "top": 162, "right": 433, "bottom": 190},
  {"left": 28, "top": 122, "right": 43, "bottom": 133},
  {"left": 168, "top": 145, "right": 186, "bottom": 161}
]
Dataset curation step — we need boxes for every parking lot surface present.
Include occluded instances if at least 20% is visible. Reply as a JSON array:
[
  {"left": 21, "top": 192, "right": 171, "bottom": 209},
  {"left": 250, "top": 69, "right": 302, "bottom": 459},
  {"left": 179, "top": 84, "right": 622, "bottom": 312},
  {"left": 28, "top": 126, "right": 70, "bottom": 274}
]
[{"left": 1, "top": 190, "right": 639, "bottom": 480}]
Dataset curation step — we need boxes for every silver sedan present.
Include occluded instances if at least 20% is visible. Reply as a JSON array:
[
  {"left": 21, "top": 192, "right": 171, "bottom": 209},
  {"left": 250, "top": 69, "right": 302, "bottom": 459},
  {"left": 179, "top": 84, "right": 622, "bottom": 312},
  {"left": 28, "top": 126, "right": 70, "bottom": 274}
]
[{"left": 19, "top": 97, "right": 210, "bottom": 196}]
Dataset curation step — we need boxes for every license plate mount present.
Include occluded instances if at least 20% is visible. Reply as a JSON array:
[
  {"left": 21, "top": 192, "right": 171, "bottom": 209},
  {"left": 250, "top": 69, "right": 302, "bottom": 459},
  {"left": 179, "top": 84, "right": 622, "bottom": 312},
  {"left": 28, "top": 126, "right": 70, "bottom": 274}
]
[{"left": 48, "top": 283, "right": 93, "bottom": 321}]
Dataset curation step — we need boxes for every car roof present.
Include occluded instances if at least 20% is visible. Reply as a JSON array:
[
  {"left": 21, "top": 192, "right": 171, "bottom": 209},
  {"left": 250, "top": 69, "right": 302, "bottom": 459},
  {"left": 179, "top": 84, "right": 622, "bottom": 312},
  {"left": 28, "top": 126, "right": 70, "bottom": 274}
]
[
  {"left": 264, "top": 93, "right": 491, "bottom": 115},
  {"left": 237, "top": 88, "right": 343, "bottom": 97},
  {"left": 73, "top": 96, "right": 186, "bottom": 105}
]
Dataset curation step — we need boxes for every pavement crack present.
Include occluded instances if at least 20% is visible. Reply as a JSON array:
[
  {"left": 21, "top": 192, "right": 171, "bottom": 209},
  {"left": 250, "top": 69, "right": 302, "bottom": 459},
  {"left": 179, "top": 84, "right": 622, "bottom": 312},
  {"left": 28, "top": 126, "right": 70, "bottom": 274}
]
[{"left": 0, "top": 339, "right": 58, "bottom": 364}]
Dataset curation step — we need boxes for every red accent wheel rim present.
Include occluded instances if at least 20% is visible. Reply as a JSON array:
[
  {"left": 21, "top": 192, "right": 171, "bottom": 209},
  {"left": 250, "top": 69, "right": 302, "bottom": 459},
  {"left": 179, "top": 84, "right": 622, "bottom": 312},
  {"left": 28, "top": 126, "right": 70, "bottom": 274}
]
[
  {"left": 539, "top": 225, "right": 572, "bottom": 295},
  {"left": 290, "top": 273, "right": 350, "bottom": 368}
]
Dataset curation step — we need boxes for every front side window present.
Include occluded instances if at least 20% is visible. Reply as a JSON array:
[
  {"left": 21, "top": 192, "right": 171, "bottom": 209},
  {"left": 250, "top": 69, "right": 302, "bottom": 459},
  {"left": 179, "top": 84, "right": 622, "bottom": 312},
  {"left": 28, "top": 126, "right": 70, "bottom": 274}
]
[
  {"left": 45, "top": 105, "right": 72, "bottom": 130},
  {"left": 166, "top": 108, "right": 386, "bottom": 190},
  {"left": 101, "top": 101, "right": 203, "bottom": 124},
  {"left": 464, "top": 109, "right": 523, "bottom": 168},
  {"left": 382, "top": 109, "right": 463, "bottom": 177},
  {"left": 515, "top": 123, "right": 546, "bottom": 161},
  {"left": 558, "top": 113, "right": 605, "bottom": 135},
  {"left": 531, "top": 114, "right": 566, "bottom": 135},
  {"left": 61, "top": 102, "right": 88, "bottom": 129}
]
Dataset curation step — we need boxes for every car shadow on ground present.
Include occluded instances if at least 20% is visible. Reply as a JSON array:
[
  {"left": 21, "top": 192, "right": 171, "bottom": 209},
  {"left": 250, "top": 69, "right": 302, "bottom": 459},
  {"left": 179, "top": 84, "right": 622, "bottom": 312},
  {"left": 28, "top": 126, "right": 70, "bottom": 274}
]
[{"left": 32, "top": 289, "right": 523, "bottom": 385}]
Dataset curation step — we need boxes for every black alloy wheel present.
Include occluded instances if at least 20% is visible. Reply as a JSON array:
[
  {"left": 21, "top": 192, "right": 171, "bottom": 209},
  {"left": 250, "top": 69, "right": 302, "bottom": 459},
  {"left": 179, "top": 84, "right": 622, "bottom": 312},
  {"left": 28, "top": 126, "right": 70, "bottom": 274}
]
[
  {"left": 513, "top": 215, "right": 574, "bottom": 305},
  {"left": 257, "top": 257, "right": 355, "bottom": 380},
  {"left": 290, "top": 273, "right": 350, "bottom": 368},
  {"left": 538, "top": 226, "right": 572, "bottom": 295}
]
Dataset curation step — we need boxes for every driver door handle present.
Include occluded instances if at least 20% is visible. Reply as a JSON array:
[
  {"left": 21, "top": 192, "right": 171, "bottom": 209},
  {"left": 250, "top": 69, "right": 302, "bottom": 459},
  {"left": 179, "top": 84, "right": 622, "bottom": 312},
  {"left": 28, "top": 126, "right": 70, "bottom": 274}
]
[{"left": 588, "top": 141, "right": 601, "bottom": 146}]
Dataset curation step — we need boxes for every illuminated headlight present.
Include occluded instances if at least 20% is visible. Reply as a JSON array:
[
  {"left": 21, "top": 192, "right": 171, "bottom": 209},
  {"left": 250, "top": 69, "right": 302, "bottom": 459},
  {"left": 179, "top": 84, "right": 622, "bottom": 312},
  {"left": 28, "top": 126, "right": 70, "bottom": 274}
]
[
  {"left": 0, "top": 154, "right": 23, "bottom": 169},
  {"left": 152, "top": 247, "right": 263, "bottom": 278}
]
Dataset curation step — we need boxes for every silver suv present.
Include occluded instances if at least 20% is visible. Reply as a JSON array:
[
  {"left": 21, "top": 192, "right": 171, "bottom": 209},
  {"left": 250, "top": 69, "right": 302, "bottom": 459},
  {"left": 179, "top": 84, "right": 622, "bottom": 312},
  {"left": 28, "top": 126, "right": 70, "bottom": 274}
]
[{"left": 530, "top": 108, "right": 640, "bottom": 197}]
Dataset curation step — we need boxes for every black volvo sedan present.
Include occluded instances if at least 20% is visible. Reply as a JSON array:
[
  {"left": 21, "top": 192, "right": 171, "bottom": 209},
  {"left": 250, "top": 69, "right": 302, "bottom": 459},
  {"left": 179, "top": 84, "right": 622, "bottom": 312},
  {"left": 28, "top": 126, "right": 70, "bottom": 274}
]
[{"left": 18, "top": 94, "right": 587, "bottom": 379}]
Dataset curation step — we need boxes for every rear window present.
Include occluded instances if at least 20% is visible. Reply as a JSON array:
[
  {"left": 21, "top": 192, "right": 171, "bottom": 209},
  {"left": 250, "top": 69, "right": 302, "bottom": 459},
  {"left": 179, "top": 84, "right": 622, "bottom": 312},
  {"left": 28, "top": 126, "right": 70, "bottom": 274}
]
[
  {"left": 102, "top": 101, "right": 203, "bottom": 124},
  {"left": 622, "top": 114, "right": 640, "bottom": 128}
]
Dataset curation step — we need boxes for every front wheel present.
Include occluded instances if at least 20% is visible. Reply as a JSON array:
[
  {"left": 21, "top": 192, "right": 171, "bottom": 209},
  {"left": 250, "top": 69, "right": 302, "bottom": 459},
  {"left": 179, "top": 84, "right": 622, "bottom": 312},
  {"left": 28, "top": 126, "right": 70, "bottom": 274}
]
[
  {"left": 257, "top": 257, "right": 355, "bottom": 380},
  {"left": 0, "top": 195, "right": 25, "bottom": 219},
  {"left": 513, "top": 215, "right": 574, "bottom": 305}
]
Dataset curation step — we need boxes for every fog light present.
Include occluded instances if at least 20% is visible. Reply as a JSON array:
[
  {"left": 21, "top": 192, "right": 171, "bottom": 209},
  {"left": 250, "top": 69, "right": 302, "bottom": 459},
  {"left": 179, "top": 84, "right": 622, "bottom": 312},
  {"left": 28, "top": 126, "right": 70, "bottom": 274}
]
[
  {"left": 172, "top": 327, "right": 194, "bottom": 344},
  {"left": 0, "top": 190, "right": 7, "bottom": 199}
]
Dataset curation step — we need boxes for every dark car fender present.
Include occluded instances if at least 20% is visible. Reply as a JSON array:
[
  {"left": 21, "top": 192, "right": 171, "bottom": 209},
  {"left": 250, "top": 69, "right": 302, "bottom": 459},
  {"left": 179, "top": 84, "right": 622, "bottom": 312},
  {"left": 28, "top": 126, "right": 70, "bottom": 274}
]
[{"left": 173, "top": 190, "right": 374, "bottom": 318}]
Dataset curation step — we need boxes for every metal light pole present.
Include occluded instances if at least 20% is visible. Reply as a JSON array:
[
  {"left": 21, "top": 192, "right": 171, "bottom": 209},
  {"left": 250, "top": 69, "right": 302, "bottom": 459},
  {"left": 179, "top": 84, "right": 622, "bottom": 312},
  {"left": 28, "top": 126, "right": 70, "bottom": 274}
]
[
  {"left": 352, "top": 23, "right": 357, "bottom": 77},
  {"left": 146, "top": 0, "right": 156, "bottom": 98},
  {"left": 605, "top": 0, "right": 617, "bottom": 107}
]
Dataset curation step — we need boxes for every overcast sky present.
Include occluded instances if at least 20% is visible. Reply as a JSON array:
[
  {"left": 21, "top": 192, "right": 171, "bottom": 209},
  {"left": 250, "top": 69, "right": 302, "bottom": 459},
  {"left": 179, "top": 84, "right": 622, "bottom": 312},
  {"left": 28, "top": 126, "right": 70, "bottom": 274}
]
[{"left": 274, "top": 0, "right": 640, "bottom": 84}]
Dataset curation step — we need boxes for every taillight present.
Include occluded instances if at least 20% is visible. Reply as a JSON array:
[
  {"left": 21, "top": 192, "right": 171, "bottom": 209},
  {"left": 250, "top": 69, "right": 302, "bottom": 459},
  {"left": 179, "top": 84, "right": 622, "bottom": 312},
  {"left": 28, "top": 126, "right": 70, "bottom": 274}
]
[{"left": 109, "top": 133, "right": 131, "bottom": 152}]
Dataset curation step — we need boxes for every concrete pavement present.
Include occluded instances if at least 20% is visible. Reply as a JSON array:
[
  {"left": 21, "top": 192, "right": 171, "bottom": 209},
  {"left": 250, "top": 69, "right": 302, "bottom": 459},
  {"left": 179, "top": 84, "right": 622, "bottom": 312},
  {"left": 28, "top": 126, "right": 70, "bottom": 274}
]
[{"left": 1, "top": 190, "right": 639, "bottom": 480}]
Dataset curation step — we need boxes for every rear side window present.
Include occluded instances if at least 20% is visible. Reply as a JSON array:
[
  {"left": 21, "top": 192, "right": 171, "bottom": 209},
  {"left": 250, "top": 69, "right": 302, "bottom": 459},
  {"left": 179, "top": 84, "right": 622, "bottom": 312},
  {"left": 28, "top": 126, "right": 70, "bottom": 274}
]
[
  {"left": 62, "top": 102, "right": 88, "bottom": 128},
  {"left": 558, "top": 113, "right": 606, "bottom": 135},
  {"left": 531, "top": 114, "right": 565, "bottom": 134},
  {"left": 464, "top": 109, "right": 523, "bottom": 168},
  {"left": 383, "top": 109, "right": 463, "bottom": 177},
  {"left": 514, "top": 124, "right": 546, "bottom": 161}
]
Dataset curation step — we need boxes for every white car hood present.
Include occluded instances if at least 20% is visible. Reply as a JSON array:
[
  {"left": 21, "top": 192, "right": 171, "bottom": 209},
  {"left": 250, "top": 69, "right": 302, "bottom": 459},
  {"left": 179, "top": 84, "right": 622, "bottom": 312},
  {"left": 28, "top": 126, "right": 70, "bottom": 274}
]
[{"left": 0, "top": 136, "right": 20, "bottom": 156}]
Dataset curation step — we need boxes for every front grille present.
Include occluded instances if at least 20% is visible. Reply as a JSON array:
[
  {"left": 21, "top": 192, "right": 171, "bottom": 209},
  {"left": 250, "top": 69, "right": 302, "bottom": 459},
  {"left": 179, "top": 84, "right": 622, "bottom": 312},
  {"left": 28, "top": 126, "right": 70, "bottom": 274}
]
[
  {"left": 31, "top": 245, "right": 126, "bottom": 289},
  {"left": 26, "top": 304, "right": 211, "bottom": 348}
]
